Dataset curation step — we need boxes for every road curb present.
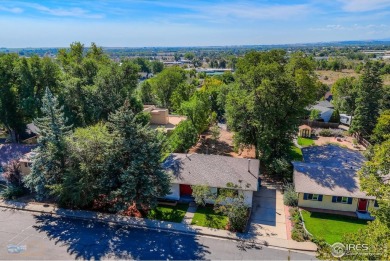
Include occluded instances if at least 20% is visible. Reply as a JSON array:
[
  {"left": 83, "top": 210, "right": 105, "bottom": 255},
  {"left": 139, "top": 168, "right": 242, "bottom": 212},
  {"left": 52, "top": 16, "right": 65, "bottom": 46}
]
[{"left": 0, "top": 202, "right": 317, "bottom": 253}]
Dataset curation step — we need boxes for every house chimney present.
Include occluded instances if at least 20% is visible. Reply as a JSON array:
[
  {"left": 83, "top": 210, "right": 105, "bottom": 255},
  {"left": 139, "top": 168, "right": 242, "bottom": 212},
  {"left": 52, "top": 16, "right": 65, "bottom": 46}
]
[{"left": 248, "top": 159, "right": 251, "bottom": 172}]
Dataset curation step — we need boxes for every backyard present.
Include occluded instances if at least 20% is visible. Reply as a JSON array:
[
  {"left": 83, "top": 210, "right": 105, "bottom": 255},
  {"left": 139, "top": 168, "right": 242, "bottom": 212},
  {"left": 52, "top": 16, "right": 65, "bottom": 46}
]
[
  {"left": 191, "top": 206, "right": 229, "bottom": 229},
  {"left": 147, "top": 203, "right": 189, "bottom": 223},
  {"left": 297, "top": 137, "right": 314, "bottom": 147},
  {"left": 301, "top": 210, "right": 368, "bottom": 244}
]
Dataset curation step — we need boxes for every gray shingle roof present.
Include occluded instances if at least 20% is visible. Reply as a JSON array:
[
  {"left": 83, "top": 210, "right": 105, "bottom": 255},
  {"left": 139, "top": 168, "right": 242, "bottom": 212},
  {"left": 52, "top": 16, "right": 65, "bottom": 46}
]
[
  {"left": 302, "top": 145, "right": 365, "bottom": 170},
  {"left": 293, "top": 145, "right": 374, "bottom": 199},
  {"left": 293, "top": 162, "right": 374, "bottom": 199},
  {"left": 163, "top": 153, "right": 259, "bottom": 191}
]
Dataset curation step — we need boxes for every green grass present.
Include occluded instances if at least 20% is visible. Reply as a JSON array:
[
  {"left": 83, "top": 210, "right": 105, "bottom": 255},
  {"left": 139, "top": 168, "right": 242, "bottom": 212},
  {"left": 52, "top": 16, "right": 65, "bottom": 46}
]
[
  {"left": 297, "top": 137, "right": 314, "bottom": 147},
  {"left": 289, "top": 146, "right": 303, "bottom": 161},
  {"left": 191, "top": 206, "right": 229, "bottom": 229},
  {"left": 301, "top": 210, "right": 368, "bottom": 244},
  {"left": 147, "top": 203, "right": 189, "bottom": 223}
]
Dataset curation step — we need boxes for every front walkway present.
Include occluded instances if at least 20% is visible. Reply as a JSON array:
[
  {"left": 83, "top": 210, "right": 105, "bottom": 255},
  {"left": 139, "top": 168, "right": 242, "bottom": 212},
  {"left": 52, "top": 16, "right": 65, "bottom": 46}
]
[
  {"left": 181, "top": 203, "right": 197, "bottom": 225},
  {"left": 248, "top": 182, "right": 288, "bottom": 240}
]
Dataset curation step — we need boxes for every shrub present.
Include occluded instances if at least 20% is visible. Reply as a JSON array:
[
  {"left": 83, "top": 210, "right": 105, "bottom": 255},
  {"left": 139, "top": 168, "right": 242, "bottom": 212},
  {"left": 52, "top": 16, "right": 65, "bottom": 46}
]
[
  {"left": 1, "top": 185, "right": 26, "bottom": 199},
  {"left": 329, "top": 109, "right": 340, "bottom": 123},
  {"left": 3, "top": 160, "right": 23, "bottom": 187},
  {"left": 319, "top": 129, "right": 333, "bottom": 137},
  {"left": 168, "top": 120, "right": 198, "bottom": 152},
  {"left": 283, "top": 184, "right": 298, "bottom": 206},
  {"left": 289, "top": 207, "right": 310, "bottom": 242},
  {"left": 310, "top": 109, "right": 321, "bottom": 120},
  {"left": 191, "top": 185, "right": 215, "bottom": 206}
]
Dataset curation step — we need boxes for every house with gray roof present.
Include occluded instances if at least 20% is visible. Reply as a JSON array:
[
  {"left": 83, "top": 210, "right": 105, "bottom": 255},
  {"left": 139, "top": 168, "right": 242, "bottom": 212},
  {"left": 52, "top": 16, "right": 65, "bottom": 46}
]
[
  {"left": 293, "top": 145, "right": 377, "bottom": 219},
  {"left": 307, "top": 100, "right": 334, "bottom": 122},
  {"left": 162, "top": 153, "right": 260, "bottom": 206}
]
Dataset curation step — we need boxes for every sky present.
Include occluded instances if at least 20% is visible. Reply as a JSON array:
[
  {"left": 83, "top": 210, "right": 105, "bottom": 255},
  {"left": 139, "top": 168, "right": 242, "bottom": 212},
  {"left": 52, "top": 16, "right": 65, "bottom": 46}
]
[{"left": 0, "top": 0, "right": 390, "bottom": 48}]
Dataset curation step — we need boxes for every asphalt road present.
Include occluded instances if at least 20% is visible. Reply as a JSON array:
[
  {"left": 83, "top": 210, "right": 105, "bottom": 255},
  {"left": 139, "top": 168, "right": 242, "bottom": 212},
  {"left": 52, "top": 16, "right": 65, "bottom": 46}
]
[{"left": 0, "top": 208, "right": 317, "bottom": 260}]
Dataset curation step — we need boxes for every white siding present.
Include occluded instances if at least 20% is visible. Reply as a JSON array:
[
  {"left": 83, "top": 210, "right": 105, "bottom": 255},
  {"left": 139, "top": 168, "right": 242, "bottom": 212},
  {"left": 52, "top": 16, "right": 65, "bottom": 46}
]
[
  {"left": 298, "top": 193, "right": 376, "bottom": 212},
  {"left": 242, "top": 190, "right": 253, "bottom": 207},
  {"left": 164, "top": 183, "right": 180, "bottom": 200}
]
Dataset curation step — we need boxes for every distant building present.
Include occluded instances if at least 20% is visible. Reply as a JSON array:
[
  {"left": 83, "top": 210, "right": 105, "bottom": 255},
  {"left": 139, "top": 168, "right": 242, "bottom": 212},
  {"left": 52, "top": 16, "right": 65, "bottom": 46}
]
[
  {"left": 308, "top": 100, "right": 334, "bottom": 122},
  {"left": 143, "top": 105, "right": 186, "bottom": 133}
]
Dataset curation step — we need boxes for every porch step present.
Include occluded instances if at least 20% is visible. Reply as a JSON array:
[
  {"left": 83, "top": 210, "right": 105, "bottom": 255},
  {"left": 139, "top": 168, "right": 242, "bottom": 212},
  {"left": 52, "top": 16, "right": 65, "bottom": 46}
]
[{"left": 356, "top": 211, "right": 375, "bottom": 220}]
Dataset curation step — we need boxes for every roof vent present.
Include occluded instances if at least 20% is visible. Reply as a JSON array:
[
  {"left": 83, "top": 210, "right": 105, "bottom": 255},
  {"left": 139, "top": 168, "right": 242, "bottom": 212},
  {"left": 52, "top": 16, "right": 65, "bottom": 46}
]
[{"left": 248, "top": 159, "right": 251, "bottom": 172}]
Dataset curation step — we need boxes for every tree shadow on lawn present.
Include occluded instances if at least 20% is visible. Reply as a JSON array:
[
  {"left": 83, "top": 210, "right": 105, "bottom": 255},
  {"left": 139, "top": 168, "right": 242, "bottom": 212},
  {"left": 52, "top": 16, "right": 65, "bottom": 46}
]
[
  {"left": 204, "top": 213, "right": 227, "bottom": 229},
  {"left": 308, "top": 211, "right": 368, "bottom": 224},
  {"left": 33, "top": 214, "right": 210, "bottom": 260},
  {"left": 147, "top": 205, "right": 187, "bottom": 223}
]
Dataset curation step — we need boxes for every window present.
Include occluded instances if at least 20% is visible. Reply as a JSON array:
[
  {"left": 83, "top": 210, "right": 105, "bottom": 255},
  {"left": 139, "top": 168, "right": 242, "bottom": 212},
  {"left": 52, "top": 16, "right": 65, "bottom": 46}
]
[
  {"left": 336, "top": 196, "right": 348, "bottom": 203},
  {"left": 303, "top": 193, "right": 322, "bottom": 201}
]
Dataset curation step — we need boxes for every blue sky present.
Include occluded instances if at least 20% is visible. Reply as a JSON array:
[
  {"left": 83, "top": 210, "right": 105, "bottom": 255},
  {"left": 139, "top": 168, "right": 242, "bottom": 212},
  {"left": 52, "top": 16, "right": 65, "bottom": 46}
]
[{"left": 0, "top": 0, "right": 390, "bottom": 47}]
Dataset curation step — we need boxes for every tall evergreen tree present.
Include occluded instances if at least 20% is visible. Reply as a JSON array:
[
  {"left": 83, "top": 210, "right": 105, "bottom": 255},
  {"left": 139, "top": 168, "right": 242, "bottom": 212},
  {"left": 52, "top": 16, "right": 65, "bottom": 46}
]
[
  {"left": 351, "top": 62, "right": 383, "bottom": 137},
  {"left": 106, "top": 101, "right": 170, "bottom": 212},
  {"left": 24, "top": 87, "right": 72, "bottom": 199}
]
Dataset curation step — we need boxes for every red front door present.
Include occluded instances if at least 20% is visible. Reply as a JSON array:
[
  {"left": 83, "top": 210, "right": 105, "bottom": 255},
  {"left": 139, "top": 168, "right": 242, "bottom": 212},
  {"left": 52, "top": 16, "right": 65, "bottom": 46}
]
[
  {"left": 358, "top": 199, "right": 368, "bottom": 212},
  {"left": 180, "top": 184, "right": 193, "bottom": 196}
]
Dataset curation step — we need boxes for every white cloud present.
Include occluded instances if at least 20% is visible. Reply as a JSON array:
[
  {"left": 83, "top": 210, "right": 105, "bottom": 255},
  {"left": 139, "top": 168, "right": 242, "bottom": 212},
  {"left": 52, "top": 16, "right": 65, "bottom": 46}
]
[
  {"left": 0, "top": 6, "right": 23, "bottom": 13},
  {"left": 338, "top": 0, "right": 390, "bottom": 12},
  {"left": 310, "top": 23, "right": 389, "bottom": 32},
  {"left": 26, "top": 3, "right": 104, "bottom": 19}
]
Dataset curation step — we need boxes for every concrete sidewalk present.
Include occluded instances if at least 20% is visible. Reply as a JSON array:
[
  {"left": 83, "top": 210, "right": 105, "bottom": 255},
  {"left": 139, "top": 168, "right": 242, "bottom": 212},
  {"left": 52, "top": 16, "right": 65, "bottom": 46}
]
[{"left": 0, "top": 199, "right": 317, "bottom": 253}]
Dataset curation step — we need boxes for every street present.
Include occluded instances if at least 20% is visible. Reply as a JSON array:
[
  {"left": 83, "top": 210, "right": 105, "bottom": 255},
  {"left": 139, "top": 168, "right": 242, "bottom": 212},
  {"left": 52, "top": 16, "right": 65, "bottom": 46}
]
[{"left": 0, "top": 208, "right": 316, "bottom": 260}]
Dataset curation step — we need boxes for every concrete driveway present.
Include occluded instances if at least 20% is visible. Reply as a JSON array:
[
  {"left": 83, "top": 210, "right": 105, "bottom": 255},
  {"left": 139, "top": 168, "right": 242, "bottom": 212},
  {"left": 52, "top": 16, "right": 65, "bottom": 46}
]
[{"left": 248, "top": 183, "right": 287, "bottom": 239}]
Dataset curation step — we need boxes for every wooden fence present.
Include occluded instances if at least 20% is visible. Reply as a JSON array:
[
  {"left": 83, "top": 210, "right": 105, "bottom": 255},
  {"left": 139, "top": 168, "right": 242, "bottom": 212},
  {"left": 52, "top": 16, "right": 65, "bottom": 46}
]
[
  {"left": 352, "top": 133, "right": 372, "bottom": 148},
  {"left": 300, "top": 120, "right": 339, "bottom": 129}
]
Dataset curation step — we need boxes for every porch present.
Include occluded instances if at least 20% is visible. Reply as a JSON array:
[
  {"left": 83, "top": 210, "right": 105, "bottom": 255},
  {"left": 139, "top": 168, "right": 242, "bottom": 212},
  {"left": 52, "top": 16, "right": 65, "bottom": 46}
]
[{"left": 300, "top": 207, "right": 374, "bottom": 220}]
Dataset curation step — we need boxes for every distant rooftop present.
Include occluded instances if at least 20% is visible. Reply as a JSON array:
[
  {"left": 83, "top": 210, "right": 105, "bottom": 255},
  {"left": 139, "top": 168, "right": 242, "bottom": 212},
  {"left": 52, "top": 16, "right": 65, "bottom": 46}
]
[{"left": 0, "top": 144, "right": 37, "bottom": 167}]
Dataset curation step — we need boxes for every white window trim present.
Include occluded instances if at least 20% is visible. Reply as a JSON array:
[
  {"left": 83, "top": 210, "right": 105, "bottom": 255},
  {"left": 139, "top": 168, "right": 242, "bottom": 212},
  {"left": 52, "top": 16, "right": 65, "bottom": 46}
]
[
  {"left": 308, "top": 193, "right": 320, "bottom": 201},
  {"left": 335, "top": 196, "right": 349, "bottom": 204}
]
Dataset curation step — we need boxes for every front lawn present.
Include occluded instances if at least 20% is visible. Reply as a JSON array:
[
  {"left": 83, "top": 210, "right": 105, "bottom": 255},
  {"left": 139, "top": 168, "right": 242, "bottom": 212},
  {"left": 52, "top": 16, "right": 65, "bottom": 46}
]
[
  {"left": 289, "top": 146, "right": 303, "bottom": 161},
  {"left": 297, "top": 137, "right": 314, "bottom": 147},
  {"left": 191, "top": 206, "right": 229, "bottom": 229},
  {"left": 301, "top": 210, "right": 368, "bottom": 244},
  {"left": 147, "top": 203, "right": 189, "bottom": 223}
]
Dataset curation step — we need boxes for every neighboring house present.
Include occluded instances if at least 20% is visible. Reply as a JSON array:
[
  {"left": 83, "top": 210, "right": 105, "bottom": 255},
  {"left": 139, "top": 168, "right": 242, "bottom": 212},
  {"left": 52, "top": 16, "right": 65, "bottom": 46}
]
[
  {"left": 143, "top": 105, "right": 186, "bottom": 133},
  {"left": 162, "top": 153, "right": 260, "bottom": 206},
  {"left": 293, "top": 145, "right": 377, "bottom": 219},
  {"left": 308, "top": 100, "right": 334, "bottom": 122},
  {"left": 18, "top": 152, "right": 36, "bottom": 176},
  {"left": 324, "top": 91, "right": 333, "bottom": 102},
  {"left": 22, "top": 123, "right": 40, "bottom": 144},
  {"left": 0, "top": 144, "right": 36, "bottom": 181}
]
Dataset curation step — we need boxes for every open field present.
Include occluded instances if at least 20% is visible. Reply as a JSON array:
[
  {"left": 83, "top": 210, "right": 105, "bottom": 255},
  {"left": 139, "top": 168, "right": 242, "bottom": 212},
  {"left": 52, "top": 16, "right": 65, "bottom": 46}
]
[{"left": 316, "top": 69, "right": 390, "bottom": 86}]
